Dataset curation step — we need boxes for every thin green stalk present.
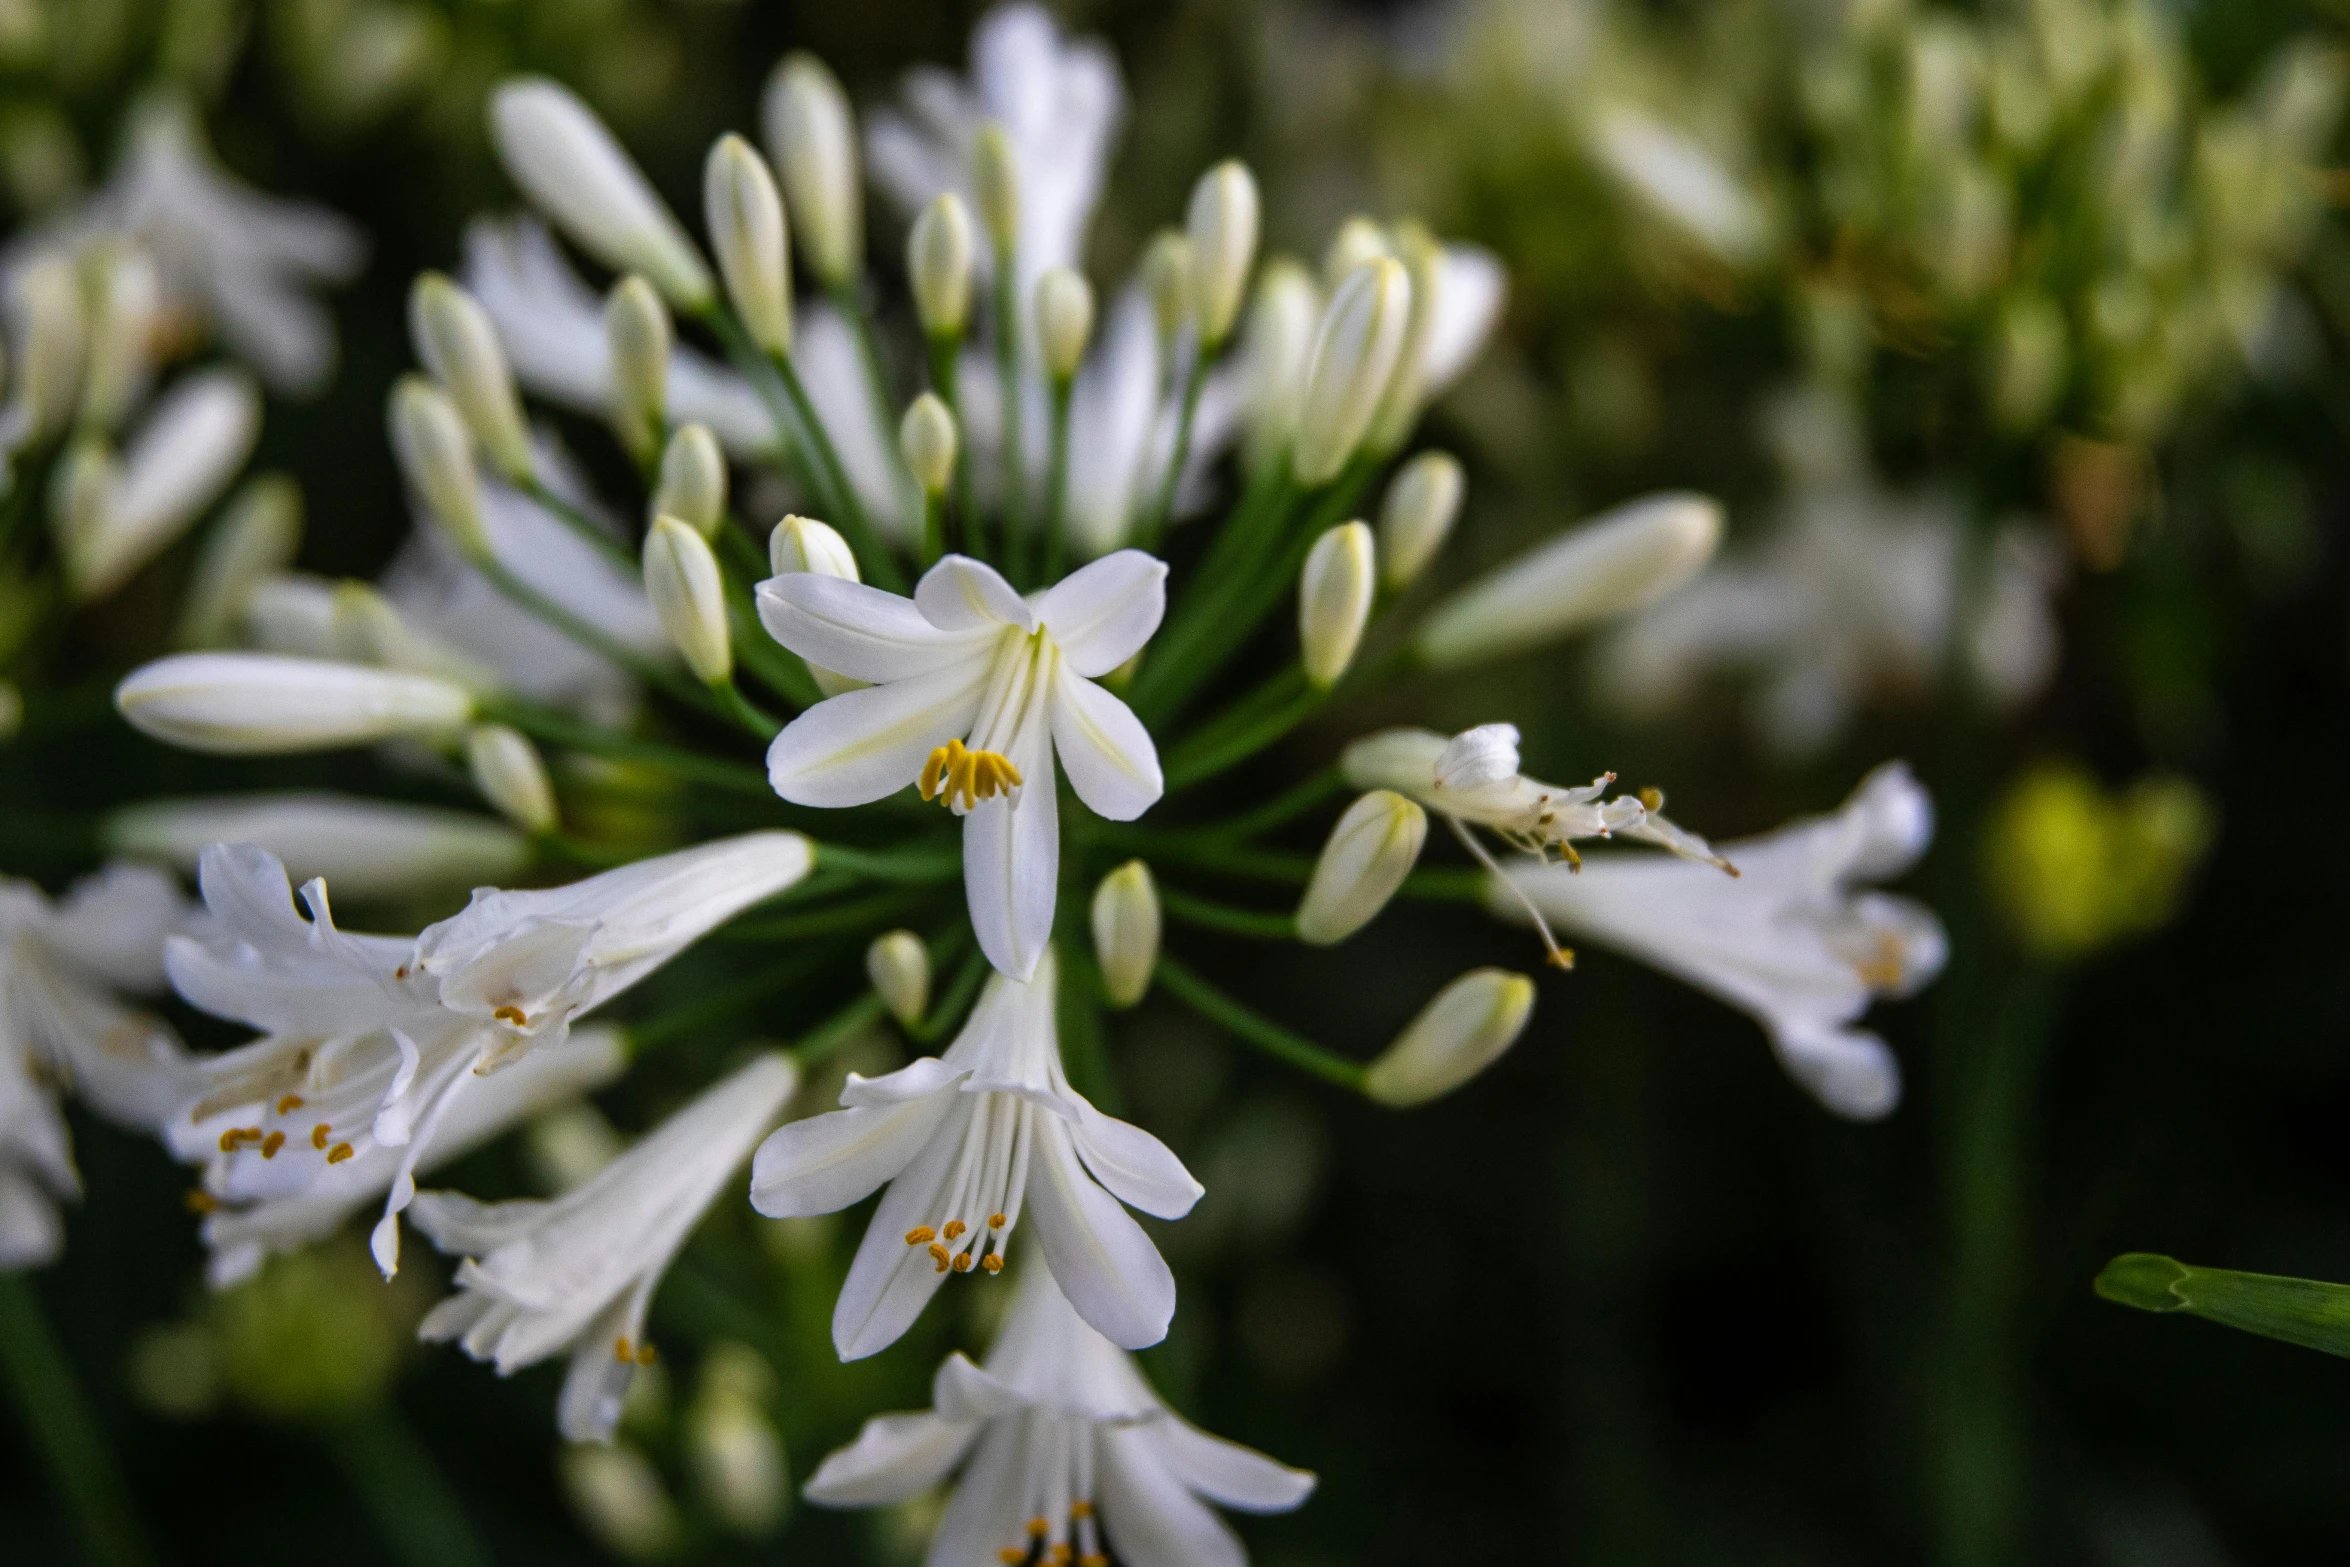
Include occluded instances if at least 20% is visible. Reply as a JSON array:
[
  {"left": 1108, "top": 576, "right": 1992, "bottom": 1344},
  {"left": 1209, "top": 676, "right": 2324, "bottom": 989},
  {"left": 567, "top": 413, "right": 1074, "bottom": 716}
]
[
  {"left": 792, "top": 993, "right": 890, "bottom": 1070},
  {"left": 718, "top": 888, "right": 931, "bottom": 942},
  {"left": 925, "top": 333, "right": 983, "bottom": 558},
  {"left": 469, "top": 552, "right": 730, "bottom": 722},
  {"left": 536, "top": 830, "right": 656, "bottom": 868},
  {"left": 1196, "top": 767, "right": 1345, "bottom": 840},
  {"left": 1039, "top": 375, "right": 1074, "bottom": 585},
  {"left": 1162, "top": 666, "right": 1324, "bottom": 791},
  {"left": 480, "top": 695, "right": 776, "bottom": 798},
  {"left": 1154, "top": 953, "right": 1366, "bottom": 1093},
  {"left": 629, "top": 946, "right": 841, "bottom": 1054},
  {"left": 815, "top": 841, "right": 965, "bottom": 883},
  {"left": 830, "top": 280, "right": 903, "bottom": 456},
  {"left": 1128, "top": 460, "right": 1293, "bottom": 717},
  {"left": 909, "top": 939, "right": 989, "bottom": 1044},
  {"left": 1136, "top": 350, "right": 1209, "bottom": 552},
  {"left": 326, "top": 1403, "right": 494, "bottom": 1567},
  {"left": 769, "top": 350, "right": 904, "bottom": 591},
  {"left": 709, "top": 676, "right": 782, "bottom": 739},
  {"left": 920, "top": 489, "right": 946, "bottom": 567},
  {"left": 0, "top": 1274, "right": 156, "bottom": 1567},
  {"left": 1158, "top": 885, "right": 1297, "bottom": 940},
  {"left": 1056, "top": 944, "right": 1120, "bottom": 1112},
  {"left": 992, "top": 250, "right": 1027, "bottom": 538},
  {"left": 522, "top": 478, "right": 636, "bottom": 568}
]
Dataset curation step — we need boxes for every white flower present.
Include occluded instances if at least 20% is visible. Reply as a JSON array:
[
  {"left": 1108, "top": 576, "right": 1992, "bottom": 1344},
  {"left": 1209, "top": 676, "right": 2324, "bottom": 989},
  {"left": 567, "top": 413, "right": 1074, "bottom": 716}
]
[
  {"left": 0, "top": 865, "right": 192, "bottom": 1269},
  {"left": 165, "top": 834, "right": 811, "bottom": 1274},
  {"left": 749, "top": 948, "right": 1201, "bottom": 1359},
  {"left": 760, "top": 551, "right": 1166, "bottom": 980},
  {"left": 1495, "top": 762, "right": 1946, "bottom": 1119},
  {"left": 412, "top": 1051, "right": 797, "bottom": 1442},
  {"left": 105, "top": 792, "right": 529, "bottom": 899},
  {"left": 1587, "top": 103, "right": 1772, "bottom": 267},
  {"left": 805, "top": 1264, "right": 1312, "bottom": 1567},
  {"left": 11, "top": 93, "right": 365, "bottom": 391},
  {"left": 61, "top": 368, "right": 264, "bottom": 601},
  {"left": 197, "top": 1023, "right": 626, "bottom": 1289},
  {"left": 115, "top": 651, "right": 476, "bottom": 754}
]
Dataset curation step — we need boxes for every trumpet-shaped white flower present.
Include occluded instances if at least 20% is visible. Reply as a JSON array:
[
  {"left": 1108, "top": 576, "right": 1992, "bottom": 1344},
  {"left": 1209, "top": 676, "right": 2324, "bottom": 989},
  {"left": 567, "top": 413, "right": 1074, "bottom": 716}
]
[
  {"left": 0, "top": 865, "right": 192, "bottom": 1268},
  {"left": 413, "top": 1051, "right": 798, "bottom": 1441},
  {"left": 165, "top": 834, "right": 811, "bottom": 1274},
  {"left": 197, "top": 1024, "right": 627, "bottom": 1289},
  {"left": 107, "top": 792, "right": 529, "bottom": 900},
  {"left": 10, "top": 94, "right": 365, "bottom": 391},
  {"left": 750, "top": 948, "right": 1201, "bottom": 1359},
  {"left": 760, "top": 551, "right": 1166, "bottom": 980},
  {"left": 1495, "top": 762, "right": 1946, "bottom": 1119},
  {"left": 806, "top": 1264, "right": 1312, "bottom": 1567}
]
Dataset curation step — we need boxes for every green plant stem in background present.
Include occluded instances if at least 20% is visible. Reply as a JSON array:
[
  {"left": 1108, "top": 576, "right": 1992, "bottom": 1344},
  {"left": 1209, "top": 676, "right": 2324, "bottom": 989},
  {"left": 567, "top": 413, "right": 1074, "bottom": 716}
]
[
  {"left": 709, "top": 676, "right": 782, "bottom": 739},
  {"left": 469, "top": 552, "right": 728, "bottom": 722},
  {"left": 991, "top": 252, "right": 1027, "bottom": 541},
  {"left": 1196, "top": 767, "right": 1345, "bottom": 840},
  {"left": 1158, "top": 884, "right": 1296, "bottom": 939},
  {"left": 792, "top": 992, "right": 891, "bottom": 1070},
  {"left": 1039, "top": 376, "right": 1073, "bottom": 585},
  {"left": 2095, "top": 1255, "right": 2350, "bottom": 1356},
  {"left": 924, "top": 333, "right": 982, "bottom": 558},
  {"left": 1162, "top": 665, "right": 1323, "bottom": 789},
  {"left": 909, "top": 939, "right": 989, "bottom": 1044},
  {"left": 479, "top": 695, "right": 776, "bottom": 798},
  {"left": 522, "top": 479, "right": 636, "bottom": 568},
  {"left": 326, "top": 1404, "right": 493, "bottom": 1567},
  {"left": 0, "top": 1274, "right": 157, "bottom": 1567},
  {"left": 769, "top": 352, "right": 901, "bottom": 590},
  {"left": 1154, "top": 952, "right": 1366, "bottom": 1092},
  {"left": 830, "top": 281, "right": 904, "bottom": 465},
  {"left": 1136, "top": 352, "right": 1207, "bottom": 553}
]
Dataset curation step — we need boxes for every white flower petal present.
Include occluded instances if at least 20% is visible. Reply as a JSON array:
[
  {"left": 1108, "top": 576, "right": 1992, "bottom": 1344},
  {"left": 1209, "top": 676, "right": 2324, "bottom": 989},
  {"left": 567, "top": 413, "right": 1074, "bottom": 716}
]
[
  {"left": 1097, "top": 1423, "right": 1249, "bottom": 1567},
  {"left": 921, "top": 1419, "right": 1026, "bottom": 1567},
  {"left": 914, "top": 554, "right": 1034, "bottom": 634},
  {"left": 831, "top": 1098, "right": 971, "bottom": 1360},
  {"left": 962, "top": 733, "right": 1059, "bottom": 981},
  {"left": 837, "top": 1056, "right": 968, "bottom": 1108},
  {"left": 1068, "top": 1099, "right": 1201, "bottom": 1221},
  {"left": 931, "top": 1350, "right": 1027, "bottom": 1422},
  {"left": 756, "top": 571, "right": 989, "bottom": 683},
  {"left": 1772, "top": 1022, "right": 1901, "bottom": 1120},
  {"left": 1144, "top": 1418, "right": 1317, "bottom": 1512},
  {"left": 1023, "top": 1116, "right": 1175, "bottom": 1350},
  {"left": 1034, "top": 549, "right": 1166, "bottom": 676},
  {"left": 748, "top": 1087, "right": 960, "bottom": 1218},
  {"left": 804, "top": 1410, "right": 979, "bottom": 1506},
  {"left": 1050, "top": 667, "right": 1161, "bottom": 822},
  {"left": 557, "top": 1288, "right": 648, "bottom": 1443},
  {"left": 766, "top": 660, "right": 993, "bottom": 807},
  {"left": 1422, "top": 243, "right": 1507, "bottom": 392}
]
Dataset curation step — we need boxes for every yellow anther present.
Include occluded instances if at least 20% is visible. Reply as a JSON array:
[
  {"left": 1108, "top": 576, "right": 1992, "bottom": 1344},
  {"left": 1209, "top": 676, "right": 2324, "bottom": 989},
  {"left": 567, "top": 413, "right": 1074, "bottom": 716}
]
[
  {"left": 218, "top": 1126, "right": 263, "bottom": 1152},
  {"left": 637, "top": 1342, "right": 658, "bottom": 1365},
  {"left": 982, "top": 1254, "right": 1004, "bottom": 1274},
  {"left": 311, "top": 1124, "right": 331, "bottom": 1150},
  {"left": 997, "top": 1552, "right": 1026, "bottom": 1566},
  {"left": 614, "top": 1336, "right": 632, "bottom": 1363},
  {"left": 1080, "top": 1554, "right": 1109, "bottom": 1567},
  {"left": 943, "top": 1219, "right": 966, "bottom": 1240},
  {"left": 1048, "top": 1547, "right": 1071, "bottom": 1565},
  {"left": 260, "top": 1131, "right": 285, "bottom": 1158},
  {"left": 327, "top": 1142, "right": 354, "bottom": 1164},
  {"left": 1027, "top": 1518, "right": 1050, "bottom": 1538},
  {"left": 1851, "top": 932, "right": 1908, "bottom": 991},
  {"left": 988, "top": 1211, "right": 1007, "bottom": 1229},
  {"left": 919, "top": 738, "right": 1022, "bottom": 810},
  {"left": 1544, "top": 946, "right": 1576, "bottom": 971},
  {"left": 905, "top": 1225, "right": 937, "bottom": 1246},
  {"left": 919, "top": 739, "right": 964, "bottom": 801},
  {"left": 493, "top": 1005, "right": 527, "bottom": 1025},
  {"left": 184, "top": 1189, "right": 217, "bottom": 1214},
  {"left": 1069, "top": 1500, "right": 1094, "bottom": 1520},
  {"left": 929, "top": 1243, "right": 951, "bottom": 1272},
  {"left": 952, "top": 1252, "right": 974, "bottom": 1273},
  {"left": 276, "top": 1094, "right": 305, "bottom": 1114},
  {"left": 1639, "top": 785, "right": 1665, "bottom": 811},
  {"left": 394, "top": 964, "right": 410, "bottom": 979}
]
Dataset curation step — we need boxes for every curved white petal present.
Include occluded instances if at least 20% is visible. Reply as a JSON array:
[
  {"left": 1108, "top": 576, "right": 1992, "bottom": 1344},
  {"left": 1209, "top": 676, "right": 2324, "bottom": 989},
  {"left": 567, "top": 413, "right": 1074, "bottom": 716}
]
[
  {"left": 963, "top": 734, "right": 1058, "bottom": 981},
  {"left": 1145, "top": 1418, "right": 1317, "bottom": 1512},
  {"left": 755, "top": 571, "right": 989, "bottom": 683},
  {"left": 767, "top": 660, "right": 992, "bottom": 807},
  {"left": 1035, "top": 550, "right": 1166, "bottom": 676},
  {"left": 831, "top": 1098, "right": 972, "bottom": 1360},
  {"left": 1422, "top": 243, "right": 1507, "bottom": 392},
  {"left": 804, "top": 1410, "right": 980, "bottom": 1506},
  {"left": 915, "top": 554, "right": 1034, "bottom": 633},
  {"left": 748, "top": 1087, "right": 960, "bottom": 1218},
  {"left": 1097, "top": 1423, "right": 1248, "bottom": 1567},
  {"left": 1050, "top": 667, "right": 1161, "bottom": 822},
  {"left": 838, "top": 1056, "right": 968, "bottom": 1108},
  {"left": 1069, "top": 1098, "right": 1201, "bottom": 1221},
  {"left": 920, "top": 1419, "right": 1025, "bottom": 1567},
  {"left": 932, "top": 1351, "right": 1028, "bottom": 1422},
  {"left": 1023, "top": 1116, "right": 1175, "bottom": 1350},
  {"left": 1772, "top": 1022, "right": 1901, "bottom": 1120}
]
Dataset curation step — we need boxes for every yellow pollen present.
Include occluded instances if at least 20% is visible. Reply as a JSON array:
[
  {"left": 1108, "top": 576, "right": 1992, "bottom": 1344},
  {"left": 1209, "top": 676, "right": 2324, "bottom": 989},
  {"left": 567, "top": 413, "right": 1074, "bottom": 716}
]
[
  {"left": 929, "top": 1243, "right": 951, "bottom": 1272},
  {"left": 327, "top": 1142, "right": 354, "bottom": 1164},
  {"left": 614, "top": 1336, "right": 632, "bottom": 1363},
  {"left": 1640, "top": 786, "right": 1665, "bottom": 811},
  {"left": 637, "top": 1342, "right": 657, "bottom": 1365},
  {"left": 394, "top": 964, "right": 409, "bottom": 979},
  {"left": 1027, "top": 1518, "right": 1050, "bottom": 1538},
  {"left": 311, "top": 1124, "right": 331, "bottom": 1150},
  {"left": 1545, "top": 946, "right": 1577, "bottom": 971},
  {"left": 952, "top": 1252, "right": 974, "bottom": 1272},
  {"left": 218, "top": 1127, "right": 263, "bottom": 1152},
  {"left": 1048, "top": 1547, "right": 1071, "bottom": 1565},
  {"left": 943, "top": 1219, "right": 966, "bottom": 1240},
  {"left": 905, "top": 1225, "right": 937, "bottom": 1246},
  {"left": 1851, "top": 932, "right": 1908, "bottom": 991},
  {"left": 276, "top": 1094, "right": 304, "bottom": 1114},
  {"left": 1080, "top": 1554, "right": 1109, "bottom": 1567},
  {"left": 982, "top": 1254, "right": 1004, "bottom": 1274},
  {"left": 918, "top": 738, "right": 1022, "bottom": 810},
  {"left": 184, "top": 1189, "right": 217, "bottom": 1214},
  {"left": 997, "top": 1552, "right": 1026, "bottom": 1566},
  {"left": 260, "top": 1131, "right": 285, "bottom": 1158},
  {"left": 493, "top": 1005, "right": 528, "bottom": 1025},
  {"left": 1069, "top": 1501, "right": 1094, "bottom": 1520},
  {"left": 987, "top": 1212, "right": 1007, "bottom": 1229}
]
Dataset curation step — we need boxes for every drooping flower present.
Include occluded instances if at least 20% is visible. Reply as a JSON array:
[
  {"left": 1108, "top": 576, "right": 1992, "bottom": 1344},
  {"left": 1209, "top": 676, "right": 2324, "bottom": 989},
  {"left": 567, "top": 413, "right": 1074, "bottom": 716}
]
[
  {"left": 760, "top": 551, "right": 1165, "bottom": 980},
  {"left": 805, "top": 1263, "right": 1313, "bottom": 1567},
  {"left": 750, "top": 947, "right": 1200, "bottom": 1359},
  {"left": 412, "top": 1051, "right": 799, "bottom": 1442},
  {"left": 0, "top": 864, "right": 192, "bottom": 1268},
  {"left": 1494, "top": 762, "right": 1946, "bottom": 1118}
]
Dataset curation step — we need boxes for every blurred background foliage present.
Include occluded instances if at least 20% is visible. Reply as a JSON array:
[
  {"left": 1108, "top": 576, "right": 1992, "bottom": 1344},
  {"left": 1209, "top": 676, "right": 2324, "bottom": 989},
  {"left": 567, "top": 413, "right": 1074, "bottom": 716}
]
[{"left": 3, "top": 0, "right": 2350, "bottom": 1562}]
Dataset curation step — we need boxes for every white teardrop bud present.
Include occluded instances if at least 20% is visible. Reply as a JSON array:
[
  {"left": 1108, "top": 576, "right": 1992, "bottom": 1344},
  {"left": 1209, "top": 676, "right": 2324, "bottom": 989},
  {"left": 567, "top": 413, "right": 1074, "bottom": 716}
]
[
  {"left": 178, "top": 475, "right": 302, "bottom": 648},
  {"left": 389, "top": 374, "right": 487, "bottom": 555},
  {"left": 898, "top": 394, "right": 958, "bottom": 497},
  {"left": 971, "top": 121, "right": 1020, "bottom": 252},
  {"left": 1292, "top": 257, "right": 1412, "bottom": 486},
  {"left": 1034, "top": 266, "right": 1094, "bottom": 383},
  {"left": 762, "top": 53, "right": 863, "bottom": 287},
  {"left": 1296, "top": 790, "right": 1427, "bottom": 945},
  {"left": 1365, "top": 221, "right": 1443, "bottom": 454},
  {"left": 409, "top": 272, "right": 534, "bottom": 481},
  {"left": 644, "top": 514, "right": 731, "bottom": 682},
  {"left": 1364, "top": 969, "right": 1536, "bottom": 1106},
  {"left": 1321, "top": 216, "right": 1389, "bottom": 286},
  {"left": 467, "top": 722, "right": 558, "bottom": 834},
  {"left": 908, "top": 193, "right": 975, "bottom": 339},
  {"left": 704, "top": 135, "right": 793, "bottom": 355},
  {"left": 605, "top": 276, "right": 671, "bottom": 465},
  {"left": 8, "top": 253, "right": 86, "bottom": 440},
  {"left": 1242, "top": 259, "right": 1319, "bottom": 471},
  {"left": 1140, "top": 229, "right": 1192, "bottom": 346},
  {"left": 115, "top": 651, "right": 475, "bottom": 754},
  {"left": 653, "top": 424, "right": 727, "bottom": 538},
  {"left": 1091, "top": 860, "right": 1161, "bottom": 1008},
  {"left": 1377, "top": 450, "right": 1464, "bottom": 590},
  {"left": 78, "top": 245, "right": 160, "bottom": 433},
  {"left": 865, "top": 930, "right": 931, "bottom": 1025},
  {"left": 767, "top": 514, "right": 859, "bottom": 581},
  {"left": 1185, "top": 160, "right": 1260, "bottom": 348},
  {"left": 1297, "top": 520, "right": 1375, "bottom": 688}
]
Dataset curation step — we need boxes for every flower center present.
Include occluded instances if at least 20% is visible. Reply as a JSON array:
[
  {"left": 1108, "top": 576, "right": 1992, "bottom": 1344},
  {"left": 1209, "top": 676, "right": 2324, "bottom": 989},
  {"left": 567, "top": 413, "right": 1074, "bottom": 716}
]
[
  {"left": 920, "top": 737, "right": 1024, "bottom": 811},
  {"left": 992, "top": 1414, "right": 1106, "bottom": 1567},
  {"left": 901, "top": 1092, "right": 1031, "bottom": 1276}
]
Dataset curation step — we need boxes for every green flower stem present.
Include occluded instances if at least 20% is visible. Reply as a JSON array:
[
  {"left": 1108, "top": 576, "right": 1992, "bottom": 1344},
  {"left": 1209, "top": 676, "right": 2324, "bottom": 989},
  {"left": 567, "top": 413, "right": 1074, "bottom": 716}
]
[
  {"left": 628, "top": 944, "right": 843, "bottom": 1054},
  {"left": 709, "top": 675, "right": 782, "bottom": 740},
  {"left": 0, "top": 1274, "right": 157, "bottom": 1567},
  {"left": 1097, "top": 829, "right": 1314, "bottom": 882},
  {"left": 521, "top": 478, "right": 636, "bottom": 569},
  {"left": 920, "top": 489, "right": 946, "bottom": 568},
  {"left": 535, "top": 830, "right": 656, "bottom": 869},
  {"left": 478, "top": 694, "right": 777, "bottom": 799},
  {"left": 1162, "top": 666, "right": 1323, "bottom": 791},
  {"left": 925, "top": 332, "right": 983, "bottom": 559},
  {"left": 325, "top": 1403, "right": 494, "bottom": 1567},
  {"left": 725, "top": 591, "right": 821, "bottom": 709},
  {"left": 909, "top": 938, "right": 989, "bottom": 1044},
  {"left": 2095, "top": 1254, "right": 2350, "bottom": 1356},
  {"left": 769, "top": 349, "right": 905, "bottom": 591},
  {"left": 991, "top": 249, "right": 1028, "bottom": 538},
  {"left": 791, "top": 992, "right": 891, "bottom": 1071},
  {"left": 1158, "top": 885, "right": 1297, "bottom": 940},
  {"left": 467, "top": 551, "right": 730, "bottom": 723},
  {"left": 717, "top": 888, "right": 932, "bottom": 942},
  {"left": 1128, "top": 460, "right": 1294, "bottom": 719},
  {"left": 1194, "top": 767, "right": 1345, "bottom": 840},
  {"left": 813, "top": 841, "right": 965, "bottom": 883},
  {"left": 1039, "top": 375, "right": 1074, "bottom": 586},
  {"left": 1135, "top": 347, "right": 1209, "bottom": 553},
  {"left": 1154, "top": 953, "right": 1367, "bottom": 1093},
  {"left": 1181, "top": 461, "right": 1376, "bottom": 701},
  {"left": 830, "top": 279, "right": 905, "bottom": 461}
]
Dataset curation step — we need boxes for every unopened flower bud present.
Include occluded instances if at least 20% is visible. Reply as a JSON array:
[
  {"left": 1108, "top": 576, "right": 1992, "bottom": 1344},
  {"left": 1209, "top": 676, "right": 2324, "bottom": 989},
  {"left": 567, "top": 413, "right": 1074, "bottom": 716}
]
[
  {"left": 489, "top": 78, "right": 712, "bottom": 309},
  {"left": 1034, "top": 266, "right": 1094, "bottom": 382},
  {"left": 51, "top": 437, "right": 119, "bottom": 579},
  {"left": 1243, "top": 259, "right": 1319, "bottom": 470},
  {"left": 1416, "top": 491, "right": 1721, "bottom": 668},
  {"left": 898, "top": 394, "right": 958, "bottom": 497},
  {"left": 1293, "top": 257, "right": 1412, "bottom": 486},
  {"left": 105, "top": 792, "right": 529, "bottom": 896},
  {"left": 178, "top": 475, "right": 302, "bottom": 648},
  {"left": 644, "top": 515, "right": 730, "bottom": 682},
  {"left": 1140, "top": 229, "right": 1192, "bottom": 345},
  {"left": 78, "top": 245, "right": 160, "bottom": 432},
  {"left": 67, "top": 368, "right": 262, "bottom": 602},
  {"left": 1297, "top": 790, "right": 1426, "bottom": 945},
  {"left": 1377, "top": 451, "right": 1464, "bottom": 590},
  {"left": 908, "top": 193, "right": 975, "bottom": 339},
  {"left": 1366, "top": 222, "right": 1443, "bottom": 453},
  {"left": 561, "top": 1443, "right": 683, "bottom": 1562},
  {"left": 704, "top": 135, "right": 793, "bottom": 355},
  {"left": 389, "top": 374, "right": 487, "bottom": 555},
  {"left": 1298, "top": 520, "right": 1375, "bottom": 687},
  {"left": 1321, "top": 216, "right": 1389, "bottom": 286},
  {"left": 866, "top": 930, "right": 930, "bottom": 1025},
  {"left": 116, "top": 651, "right": 474, "bottom": 754},
  {"left": 9, "top": 253, "right": 85, "bottom": 440},
  {"left": 1363, "top": 969, "right": 1536, "bottom": 1107},
  {"left": 605, "top": 276, "right": 671, "bottom": 464},
  {"left": 466, "top": 723, "right": 558, "bottom": 834},
  {"left": 653, "top": 424, "right": 727, "bottom": 538},
  {"left": 972, "top": 121, "right": 1020, "bottom": 252},
  {"left": 762, "top": 54, "right": 863, "bottom": 287},
  {"left": 767, "top": 513, "right": 859, "bottom": 581},
  {"left": 686, "top": 1355, "right": 787, "bottom": 1537},
  {"left": 409, "top": 272, "right": 533, "bottom": 481},
  {"left": 1091, "top": 860, "right": 1160, "bottom": 1008},
  {"left": 1186, "top": 160, "right": 1260, "bottom": 348}
]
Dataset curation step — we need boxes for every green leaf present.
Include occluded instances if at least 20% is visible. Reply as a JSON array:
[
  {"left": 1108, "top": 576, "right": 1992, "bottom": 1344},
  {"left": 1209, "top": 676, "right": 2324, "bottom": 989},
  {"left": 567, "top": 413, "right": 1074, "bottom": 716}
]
[{"left": 2095, "top": 1253, "right": 2350, "bottom": 1358}]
